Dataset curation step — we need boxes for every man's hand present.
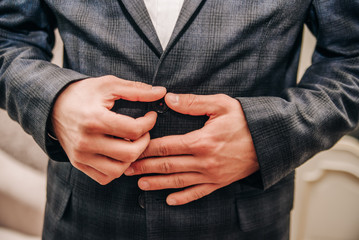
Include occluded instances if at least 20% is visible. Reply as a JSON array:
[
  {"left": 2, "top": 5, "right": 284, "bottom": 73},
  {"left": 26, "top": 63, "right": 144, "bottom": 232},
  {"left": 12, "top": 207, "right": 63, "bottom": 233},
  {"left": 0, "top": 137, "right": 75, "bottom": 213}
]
[
  {"left": 124, "top": 93, "right": 259, "bottom": 205},
  {"left": 51, "top": 75, "right": 166, "bottom": 185}
]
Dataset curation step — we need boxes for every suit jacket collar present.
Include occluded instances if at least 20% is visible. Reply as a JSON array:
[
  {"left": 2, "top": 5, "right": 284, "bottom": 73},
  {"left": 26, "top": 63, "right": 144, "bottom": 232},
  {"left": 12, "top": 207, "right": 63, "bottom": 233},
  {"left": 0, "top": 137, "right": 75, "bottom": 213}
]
[
  {"left": 120, "top": 0, "right": 206, "bottom": 55},
  {"left": 166, "top": 0, "right": 206, "bottom": 52}
]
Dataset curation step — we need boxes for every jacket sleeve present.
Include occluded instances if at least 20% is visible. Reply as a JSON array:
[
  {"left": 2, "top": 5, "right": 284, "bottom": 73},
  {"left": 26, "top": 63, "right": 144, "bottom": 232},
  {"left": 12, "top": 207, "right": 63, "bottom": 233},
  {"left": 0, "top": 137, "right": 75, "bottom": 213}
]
[
  {"left": 238, "top": 1, "right": 359, "bottom": 189},
  {"left": 0, "top": 1, "right": 88, "bottom": 161}
]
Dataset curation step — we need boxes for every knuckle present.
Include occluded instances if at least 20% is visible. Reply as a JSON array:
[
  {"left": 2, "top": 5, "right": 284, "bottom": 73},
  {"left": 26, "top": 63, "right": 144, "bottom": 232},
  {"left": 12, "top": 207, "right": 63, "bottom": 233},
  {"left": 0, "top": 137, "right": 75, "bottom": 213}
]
[
  {"left": 216, "top": 93, "right": 228, "bottom": 101},
  {"left": 157, "top": 142, "right": 169, "bottom": 156},
  {"left": 192, "top": 132, "right": 219, "bottom": 154},
  {"left": 103, "top": 75, "right": 118, "bottom": 83},
  {"left": 217, "top": 93, "right": 235, "bottom": 111},
  {"left": 211, "top": 173, "right": 222, "bottom": 182},
  {"left": 173, "top": 176, "right": 185, "bottom": 188},
  {"left": 102, "top": 75, "right": 118, "bottom": 86},
  {"left": 185, "top": 94, "right": 198, "bottom": 108},
  {"left": 215, "top": 94, "right": 230, "bottom": 105},
  {"left": 81, "top": 114, "right": 100, "bottom": 132},
  {"left": 104, "top": 74, "right": 115, "bottom": 79},
  {"left": 138, "top": 164, "right": 147, "bottom": 173},
  {"left": 129, "top": 124, "right": 144, "bottom": 140},
  {"left": 104, "top": 167, "right": 122, "bottom": 179},
  {"left": 179, "top": 135, "right": 192, "bottom": 152},
  {"left": 194, "top": 138, "right": 207, "bottom": 151},
  {"left": 160, "top": 161, "right": 173, "bottom": 173},
  {"left": 133, "top": 81, "right": 150, "bottom": 89},
  {"left": 204, "top": 158, "right": 220, "bottom": 174},
  {"left": 125, "top": 150, "right": 140, "bottom": 162},
  {"left": 209, "top": 169, "right": 224, "bottom": 183},
  {"left": 71, "top": 150, "right": 85, "bottom": 163},
  {"left": 73, "top": 136, "right": 89, "bottom": 152},
  {"left": 188, "top": 132, "right": 206, "bottom": 148},
  {"left": 98, "top": 177, "right": 113, "bottom": 185}
]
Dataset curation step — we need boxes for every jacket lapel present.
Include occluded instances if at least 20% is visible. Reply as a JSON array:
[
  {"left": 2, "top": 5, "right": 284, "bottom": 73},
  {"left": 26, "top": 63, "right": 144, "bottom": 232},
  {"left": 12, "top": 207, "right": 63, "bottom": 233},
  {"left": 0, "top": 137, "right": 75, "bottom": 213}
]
[
  {"left": 165, "top": 0, "right": 206, "bottom": 51},
  {"left": 119, "top": 0, "right": 163, "bottom": 55},
  {"left": 120, "top": 0, "right": 206, "bottom": 55}
]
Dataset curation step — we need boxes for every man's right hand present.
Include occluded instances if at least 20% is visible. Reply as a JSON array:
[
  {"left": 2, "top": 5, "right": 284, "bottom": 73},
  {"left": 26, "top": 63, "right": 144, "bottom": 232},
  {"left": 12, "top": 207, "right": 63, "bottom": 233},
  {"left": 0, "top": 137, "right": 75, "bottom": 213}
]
[{"left": 51, "top": 75, "right": 166, "bottom": 185}]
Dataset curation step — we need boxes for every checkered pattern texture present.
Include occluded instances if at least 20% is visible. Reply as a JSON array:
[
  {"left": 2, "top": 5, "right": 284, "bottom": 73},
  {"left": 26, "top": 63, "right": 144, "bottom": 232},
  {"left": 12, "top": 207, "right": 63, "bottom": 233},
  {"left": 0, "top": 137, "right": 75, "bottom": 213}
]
[{"left": 1, "top": 0, "right": 358, "bottom": 239}]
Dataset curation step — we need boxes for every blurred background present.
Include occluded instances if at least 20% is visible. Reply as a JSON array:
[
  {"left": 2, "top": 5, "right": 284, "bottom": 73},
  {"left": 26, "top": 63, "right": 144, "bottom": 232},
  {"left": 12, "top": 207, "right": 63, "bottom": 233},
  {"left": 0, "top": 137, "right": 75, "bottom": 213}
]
[{"left": 0, "top": 27, "right": 358, "bottom": 240}]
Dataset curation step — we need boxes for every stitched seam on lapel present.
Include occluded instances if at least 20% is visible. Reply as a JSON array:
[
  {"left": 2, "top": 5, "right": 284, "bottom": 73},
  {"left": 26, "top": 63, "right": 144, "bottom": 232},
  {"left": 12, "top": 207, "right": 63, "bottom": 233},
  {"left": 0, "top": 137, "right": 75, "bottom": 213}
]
[
  {"left": 165, "top": 0, "right": 207, "bottom": 53},
  {"left": 118, "top": 0, "right": 163, "bottom": 57},
  {"left": 151, "top": 0, "right": 207, "bottom": 86}
]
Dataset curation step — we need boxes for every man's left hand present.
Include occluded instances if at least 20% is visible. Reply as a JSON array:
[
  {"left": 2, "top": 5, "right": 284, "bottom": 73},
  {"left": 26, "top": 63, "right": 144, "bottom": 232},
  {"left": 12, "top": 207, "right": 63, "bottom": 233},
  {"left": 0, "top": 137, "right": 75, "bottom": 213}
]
[{"left": 124, "top": 93, "right": 259, "bottom": 205}]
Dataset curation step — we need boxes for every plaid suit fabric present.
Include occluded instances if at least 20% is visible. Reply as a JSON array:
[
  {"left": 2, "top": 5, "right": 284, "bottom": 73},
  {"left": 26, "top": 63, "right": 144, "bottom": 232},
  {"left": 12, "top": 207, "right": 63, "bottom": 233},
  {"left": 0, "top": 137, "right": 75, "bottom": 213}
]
[{"left": 1, "top": 0, "right": 358, "bottom": 239}]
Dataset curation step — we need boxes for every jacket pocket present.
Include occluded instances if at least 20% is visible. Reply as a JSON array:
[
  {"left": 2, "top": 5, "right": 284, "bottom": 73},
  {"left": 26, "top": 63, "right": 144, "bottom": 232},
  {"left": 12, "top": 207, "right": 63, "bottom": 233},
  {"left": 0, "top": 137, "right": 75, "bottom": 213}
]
[
  {"left": 45, "top": 174, "right": 72, "bottom": 221},
  {"left": 236, "top": 175, "right": 294, "bottom": 232}
]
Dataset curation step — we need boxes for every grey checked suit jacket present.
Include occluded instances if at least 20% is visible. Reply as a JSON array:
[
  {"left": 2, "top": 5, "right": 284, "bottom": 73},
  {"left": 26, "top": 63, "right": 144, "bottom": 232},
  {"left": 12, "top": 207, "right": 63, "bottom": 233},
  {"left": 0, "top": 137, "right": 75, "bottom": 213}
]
[{"left": 1, "top": 0, "right": 359, "bottom": 239}]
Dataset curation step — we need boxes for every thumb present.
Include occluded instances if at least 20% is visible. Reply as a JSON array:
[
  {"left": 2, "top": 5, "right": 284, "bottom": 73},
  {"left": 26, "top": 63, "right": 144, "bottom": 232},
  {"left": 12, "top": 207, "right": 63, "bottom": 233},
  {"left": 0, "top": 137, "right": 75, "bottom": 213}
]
[{"left": 165, "top": 93, "right": 233, "bottom": 116}]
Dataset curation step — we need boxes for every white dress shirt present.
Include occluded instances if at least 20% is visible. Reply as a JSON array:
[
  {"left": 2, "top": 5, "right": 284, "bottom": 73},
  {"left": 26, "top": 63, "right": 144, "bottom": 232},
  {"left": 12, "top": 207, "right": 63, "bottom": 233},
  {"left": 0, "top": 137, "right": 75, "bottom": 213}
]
[{"left": 143, "top": 0, "right": 185, "bottom": 49}]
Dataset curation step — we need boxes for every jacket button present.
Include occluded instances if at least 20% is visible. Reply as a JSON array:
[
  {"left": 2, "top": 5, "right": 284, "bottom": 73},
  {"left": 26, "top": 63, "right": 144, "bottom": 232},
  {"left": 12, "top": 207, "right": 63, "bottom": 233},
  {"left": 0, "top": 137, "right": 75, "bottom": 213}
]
[
  {"left": 149, "top": 98, "right": 168, "bottom": 114},
  {"left": 138, "top": 193, "right": 145, "bottom": 209}
]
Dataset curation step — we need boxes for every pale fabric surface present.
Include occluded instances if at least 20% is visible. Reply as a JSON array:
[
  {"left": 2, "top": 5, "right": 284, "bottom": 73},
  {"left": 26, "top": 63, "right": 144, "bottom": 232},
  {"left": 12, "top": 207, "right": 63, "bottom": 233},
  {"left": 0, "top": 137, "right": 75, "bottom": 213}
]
[
  {"left": 0, "top": 109, "right": 47, "bottom": 172},
  {"left": 143, "top": 0, "right": 184, "bottom": 49},
  {"left": 0, "top": 149, "right": 46, "bottom": 237},
  {"left": 291, "top": 136, "right": 359, "bottom": 240},
  {"left": 0, "top": 227, "right": 40, "bottom": 240}
]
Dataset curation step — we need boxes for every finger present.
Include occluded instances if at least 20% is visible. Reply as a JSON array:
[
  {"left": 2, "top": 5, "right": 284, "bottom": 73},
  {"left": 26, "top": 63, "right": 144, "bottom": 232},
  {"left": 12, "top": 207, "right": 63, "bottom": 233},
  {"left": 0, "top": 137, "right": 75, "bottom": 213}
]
[
  {"left": 137, "top": 173, "right": 206, "bottom": 191},
  {"left": 106, "top": 76, "right": 167, "bottom": 102},
  {"left": 166, "top": 184, "right": 220, "bottom": 206},
  {"left": 82, "top": 154, "right": 131, "bottom": 178},
  {"left": 118, "top": 85, "right": 167, "bottom": 102},
  {"left": 139, "top": 133, "right": 196, "bottom": 159},
  {"left": 91, "top": 111, "right": 158, "bottom": 140},
  {"left": 125, "top": 155, "right": 200, "bottom": 176},
  {"left": 165, "top": 93, "right": 237, "bottom": 116},
  {"left": 93, "top": 133, "right": 151, "bottom": 162},
  {"left": 72, "top": 161, "right": 115, "bottom": 185}
]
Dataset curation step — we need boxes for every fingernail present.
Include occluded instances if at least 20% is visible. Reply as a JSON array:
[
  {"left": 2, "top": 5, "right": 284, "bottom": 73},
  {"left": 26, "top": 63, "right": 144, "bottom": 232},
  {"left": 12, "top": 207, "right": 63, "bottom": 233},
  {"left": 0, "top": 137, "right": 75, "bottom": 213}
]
[
  {"left": 166, "top": 93, "right": 179, "bottom": 104},
  {"left": 152, "top": 86, "right": 165, "bottom": 93},
  {"left": 124, "top": 167, "right": 134, "bottom": 175},
  {"left": 139, "top": 181, "right": 150, "bottom": 190},
  {"left": 167, "top": 198, "right": 177, "bottom": 206}
]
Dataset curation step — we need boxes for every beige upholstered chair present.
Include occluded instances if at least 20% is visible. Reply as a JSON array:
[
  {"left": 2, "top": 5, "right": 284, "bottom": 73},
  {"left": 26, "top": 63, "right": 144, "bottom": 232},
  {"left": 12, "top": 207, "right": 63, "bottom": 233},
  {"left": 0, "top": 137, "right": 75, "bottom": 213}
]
[
  {"left": 0, "top": 109, "right": 47, "bottom": 240},
  {"left": 291, "top": 136, "right": 359, "bottom": 240}
]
